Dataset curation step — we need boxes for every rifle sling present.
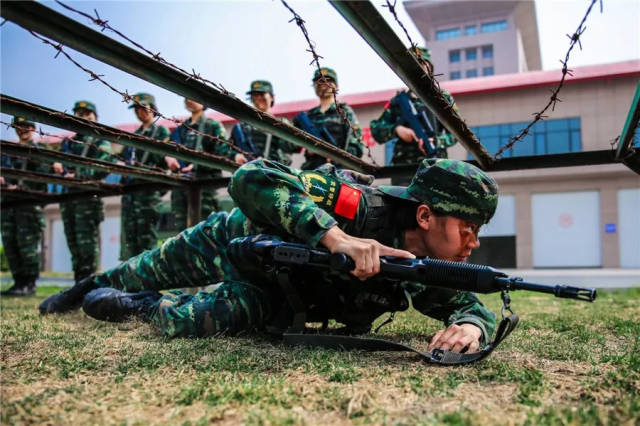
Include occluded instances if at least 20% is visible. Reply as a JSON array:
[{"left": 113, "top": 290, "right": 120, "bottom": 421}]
[{"left": 282, "top": 313, "right": 518, "bottom": 365}]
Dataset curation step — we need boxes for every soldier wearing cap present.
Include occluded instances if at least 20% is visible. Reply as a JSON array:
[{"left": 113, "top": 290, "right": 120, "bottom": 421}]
[
  {"left": 164, "top": 98, "right": 243, "bottom": 231},
  {"left": 118, "top": 93, "right": 172, "bottom": 260},
  {"left": 370, "top": 47, "right": 458, "bottom": 184},
  {"left": 51, "top": 101, "right": 113, "bottom": 284},
  {"left": 41, "top": 158, "right": 498, "bottom": 355},
  {"left": 0, "top": 117, "right": 48, "bottom": 296},
  {"left": 228, "top": 80, "right": 297, "bottom": 165},
  {"left": 293, "top": 67, "right": 364, "bottom": 170}
]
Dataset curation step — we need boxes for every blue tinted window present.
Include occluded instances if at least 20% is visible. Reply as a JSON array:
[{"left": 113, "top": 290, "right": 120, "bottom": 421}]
[
  {"left": 634, "top": 127, "right": 640, "bottom": 147},
  {"left": 547, "top": 131, "right": 570, "bottom": 154},
  {"left": 570, "top": 130, "right": 582, "bottom": 151},
  {"left": 436, "top": 27, "right": 461, "bottom": 40},
  {"left": 450, "top": 71, "right": 461, "bottom": 80},
  {"left": 535, "top": 134, "right": 546, "bottom": 155},
  {"left": 466, "top": 69, "right": 478, "bottom": 78},
  {"left": 481, "top": 20, "right": 508, "bottom": 33},
  {"left": 464, "top": 25, "right": 477, "bottom": 36},
  {"left": 482, "top": 66, "right": 494, "bottom": 76},
  {"left": 482, "top": 45, "right": 493, "bottom": 58},
  {"left": 465, "top": 48, "right": 477, "bottom": 60},
  {"left": 449, "top": 50, "right": 461, "bottom": 63}
]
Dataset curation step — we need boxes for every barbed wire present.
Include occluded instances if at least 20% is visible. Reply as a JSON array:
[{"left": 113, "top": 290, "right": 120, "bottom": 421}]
[
  {"left": 54, "top": 0, "right": 233, "bottom": 96},
  {"left": 494, "top": 0, "right": 602, "bottom": 158},
  {"left": 25, "top": 30, "right": 252, "bottom": 161},
  {"left": 279, "top": 0, "right": 377, "bottom": 165}
]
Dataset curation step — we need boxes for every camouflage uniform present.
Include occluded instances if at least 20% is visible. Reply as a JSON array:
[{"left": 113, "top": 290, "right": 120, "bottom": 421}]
[
  {"left": 293, "top": 68, "right": 363, "bottom": 170},
  {"left": 229, "top": 81, "right": 297, "bottom": 165},
  {"left": 120, "top": 93, "right": 170, "bottom": 260},
  {"left": 59, "top": 101, "right": 112, "bottom": 282},
  {"left": 90, "top": 159, "right": 497, "bottom": 342},
  {"left": 1, "top": 120, "right": 47, "bottom": 290},
  {"left": 170, "top": 114, "right": 231, "bottom": 230}
]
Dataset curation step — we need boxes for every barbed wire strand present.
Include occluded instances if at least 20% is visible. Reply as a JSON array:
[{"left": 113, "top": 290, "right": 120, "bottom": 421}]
[
  {"left": 25, "top": 30, "right": 253, "bottom": 161},
  {"left": 494, "top": 0, "right": 602, "bottom": 158},
  {"left": 279, "top": 0, "right": 378, "bottom": 166}
]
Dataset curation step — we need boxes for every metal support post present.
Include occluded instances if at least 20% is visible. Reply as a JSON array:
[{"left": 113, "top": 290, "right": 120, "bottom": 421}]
[{"left": 186, "top": 187, "right": 202, "bottom": 228}]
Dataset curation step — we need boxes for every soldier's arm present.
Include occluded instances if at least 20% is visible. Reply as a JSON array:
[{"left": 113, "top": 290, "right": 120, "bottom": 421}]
[
  {"left": 370, "top": 103, "right": 399, "bottom": 144},
  {"left": 407, "top": 284, "right": 496, "bottom": 346},
  {"left": 150, "top": 126, "right": 171, "bottom": 167},
  {"left": 343, "top": 105, "right": 363, "bottom": 158},
  {"left": 206, "top": 120, "right": 235, "bottom": 160},
  {"left": 90, "top": 140, "right": 114, "bottom": 179}
]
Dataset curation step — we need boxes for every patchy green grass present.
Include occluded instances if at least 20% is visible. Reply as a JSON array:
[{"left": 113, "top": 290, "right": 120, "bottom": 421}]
[{"left": 1, "top": 286, "right": 638, "bottom": 424}]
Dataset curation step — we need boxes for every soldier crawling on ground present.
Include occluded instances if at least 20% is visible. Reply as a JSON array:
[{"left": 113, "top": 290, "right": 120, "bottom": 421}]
[{"left": 40, "top": 158, "right": 498, "bottom": 355}]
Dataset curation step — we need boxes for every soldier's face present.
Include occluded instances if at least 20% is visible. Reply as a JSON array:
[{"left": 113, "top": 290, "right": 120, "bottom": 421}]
[
  {"left": 134, "top": 105, "right": 154, "bottom": 123},
  {"left": 420, "top": 213, "right": 481, "bottom": 262},
  {"left": 184, "top": 98, "right": 204, "bottom": 113},
  {"left": 75, "top": 109, "right": 97, "bottom": 122},
  {"left": 314, "top": 79, "right": 337, "bottom": 99},
  {"left": 251, "top": 92, "right": 273, "bottom": 112},
  {"left": 15, "top": 126, "right": 35, "bottom": 142}
]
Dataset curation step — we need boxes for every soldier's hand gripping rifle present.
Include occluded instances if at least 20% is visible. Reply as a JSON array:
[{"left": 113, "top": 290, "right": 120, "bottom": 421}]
[
  {"left": 230, "top": 124, "right": 259, "bottom": 160},
  {"left": 392, "top": 91, "right": 441, "bottom": 157},
  {"left": 293, "top": 112, "right": 338, "bottom": 147},
  {"left": 228, "top": 235, "right": 596, "bottom": 365}
]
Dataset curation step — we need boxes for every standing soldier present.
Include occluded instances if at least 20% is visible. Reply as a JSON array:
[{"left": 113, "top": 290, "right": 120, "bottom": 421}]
[
  {"left": 0, "top": 117, "right": 47, "bottom": 296},
  {"left": 370, "top": 47, "right": 457, "bottom": 184},
  {"left": 165, "top": 98, "right": 245, "bottom": 231},
  {"left": 229, "top": 80, "right": 297, "bottom": 165},
  {"left": 51, "top": 101, "right": 112, "bottom": 284},
  {"left": 119, "top": 93, "right": 171, "bottom": 260},
  {"left": 293, "top": 67, "right": 363, "bottom": 170}
]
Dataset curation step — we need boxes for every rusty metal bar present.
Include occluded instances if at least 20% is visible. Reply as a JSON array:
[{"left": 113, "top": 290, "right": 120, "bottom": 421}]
[
  {"left": 329, "top": 1, "right": 493, "bottom": 169},
  {"left": 0, "top": 168, "right": 120, "bottom": 191},
  {"left": 0, "top": 1, "right": 375, "bottom": 173},
  {"left": 1, "top": 140, "right": 190, "bottom": 186},
  {"left": 0, "top": 94, "right": 239, "bottom": 172}
]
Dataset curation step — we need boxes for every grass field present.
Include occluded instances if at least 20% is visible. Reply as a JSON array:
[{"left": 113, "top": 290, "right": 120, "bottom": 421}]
[{"left": 1, "top": 285, "right": 638, "bottom": 425}]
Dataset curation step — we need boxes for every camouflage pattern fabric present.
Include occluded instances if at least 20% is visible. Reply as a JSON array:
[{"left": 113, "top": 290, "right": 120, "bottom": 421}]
[
  {"left": 229, "top": 118, "right": 297, "bottom": 165},
  {"left": 59, "top": 134, "right": 112, "bottom": 281},
  {"left": 119, "top": 124, "right": 170, "bottom": 260},
  {"left": 0, "top": 140, "right": 47, "bottom": 282},
  {"left": 379, "top": 158, "right": 499, "bottom": 225},
  {"left": 170, "top": 115, "right": 229, "bottom": 230},
  {"left": 293, "top": 102, "right": 363, "bottom": 170},
  {"left": 92, "top": 159, "right": 496, "bottom": 341}
]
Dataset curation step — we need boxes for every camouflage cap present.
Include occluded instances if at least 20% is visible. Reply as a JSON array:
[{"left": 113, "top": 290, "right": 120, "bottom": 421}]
[
  {"left": 441, "top": 89, "right": 459, "bottom": 113},
  {"left": 73, "top": 100, "right": 97, "bottom": 115},
  {"left": 12, "top": 116, "right": 36, "bottom": 128},
  {"left": 128, "top": 92, "right": 157, "bottom": 110},
  {"left": 246, "top": 80, "right": 274, "bottom": 95},
  {"left": 312, "top": 67, "right": 338, "bottom": 84},
  {"left": 379, "top": 158, "right": 498, "bottom": 224},
  {"left": 415, "top": 46, "right": 431, "bottom": 61}
]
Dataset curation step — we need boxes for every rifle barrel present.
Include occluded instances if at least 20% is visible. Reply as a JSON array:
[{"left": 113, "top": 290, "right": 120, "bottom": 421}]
[{"left": 495, "top": 277, "right": 597, "bottom": 302}]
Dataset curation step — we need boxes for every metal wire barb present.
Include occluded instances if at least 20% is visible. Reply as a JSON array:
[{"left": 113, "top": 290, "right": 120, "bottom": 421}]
[{"left": 494, "top": 0, "right": 602, "bottom": 158}]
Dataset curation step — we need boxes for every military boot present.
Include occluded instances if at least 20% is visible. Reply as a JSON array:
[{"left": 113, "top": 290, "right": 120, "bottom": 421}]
[
  {"left": 39, "top": 275, "right": 98, "bottom": 314},
  {"left": 82, "top": 288, "right": 162, "bottom": 323},
  {"left": 1, "top": 277, "right": 34, "bottom": 297}
]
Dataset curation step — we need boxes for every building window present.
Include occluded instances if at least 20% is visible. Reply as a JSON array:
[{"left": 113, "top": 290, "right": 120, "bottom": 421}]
[
  {"left": 470, "top": 117, "right": 582, "bottom": 158},
  {"left": 482, "top": 66, "right": 494, "bottom": 76},
  {"left": 481, "top": 20, "right": 508, "bottom": 33},
  {"left": 466, "top": 69, "right": 478, "bottom": 78},
  {"left": 450, "top": 71, "right": 462, "bottom": 80},
  {"left": 436, "top": 27, "right": 461, "bottom": 40},
  {"left": 449, "top": 50, "right": 461, "bottom": 63},
  {"left": 464, "top": 25, "right": 477, "bottom": 36},
  {"left": 465, "top": 48, "right": 477, "bottom": 60},
  {"left": 482, "top": 45, "right": 493, "bottom": 58}
]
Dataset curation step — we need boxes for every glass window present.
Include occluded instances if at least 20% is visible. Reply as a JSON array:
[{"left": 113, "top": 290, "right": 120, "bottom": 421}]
[
  {"left": 449, "top": 50, "right": 461, "bottom": 63},
  {"left": 450, "top": 71, "right": 461, "bottom": 80},
  {"left": 466, "top": 69, "right": 478, "bottom": 78},
  {"left": 482, "top": 66, "right": 494, "bottom": 76},
  {"left": 481, "top": 20, "right": 508, "bottom": 33},
  {"left": 482, "top": 45, "right": 493, "bottom": 58},
  {"left": 465, "top": 48, "right": 477, "bottom": 60},
  {"left": 464, "top": 25, "right": 477, "bottom": 36},
  {"left": 436, "top": 27, "right": 461, "bottom": 40}
]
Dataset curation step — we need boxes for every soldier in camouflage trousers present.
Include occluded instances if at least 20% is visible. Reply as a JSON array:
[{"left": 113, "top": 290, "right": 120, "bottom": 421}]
[
  {"left": 293, "top": 67, "right": 363, "bottom": 170},
  {"left": 229, "top": 80, "right": 297, "bottom": 165},
  {"left": 119, "top": 93, "right": 171, "bottom": 260},
  {"left": 165, "top": 98, "right": 244, "bottom": 231},
  {"left": 370, "top": 47, "right": 457, "bottom": 185},
  {"left": 52, "top": 101, "right": 113, "bottom": 283},
  {"left": 41, "top": 158, "right": 499, "bottom": 355},
  {"left": 0, "top": 118, "right": 47, "bottom": 296}
]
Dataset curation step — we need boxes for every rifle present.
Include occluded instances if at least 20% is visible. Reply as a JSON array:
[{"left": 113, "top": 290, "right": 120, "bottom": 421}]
[
  {"left": 227, "top": 235, "right": 597, "bottom": 365},
  {"left": 294, "top": 112, "right": 338, "bottom": 147},
  {"left": 231, "top": 123, "right": 258, "bottom": 159},
  {"left": 391, "top": 91, "right": 441, "bottom": 157}
]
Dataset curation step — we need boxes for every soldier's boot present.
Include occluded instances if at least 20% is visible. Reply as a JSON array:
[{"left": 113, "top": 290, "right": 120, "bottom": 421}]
[
  {"left": 1, "top": 277, "right": 34, "bottom": 297},
  {"left": 39, "top": 275, "right": 98, "bottom": 314},
  {"left": 82, "top": 288, "right": 162, "bottom": 323}
]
